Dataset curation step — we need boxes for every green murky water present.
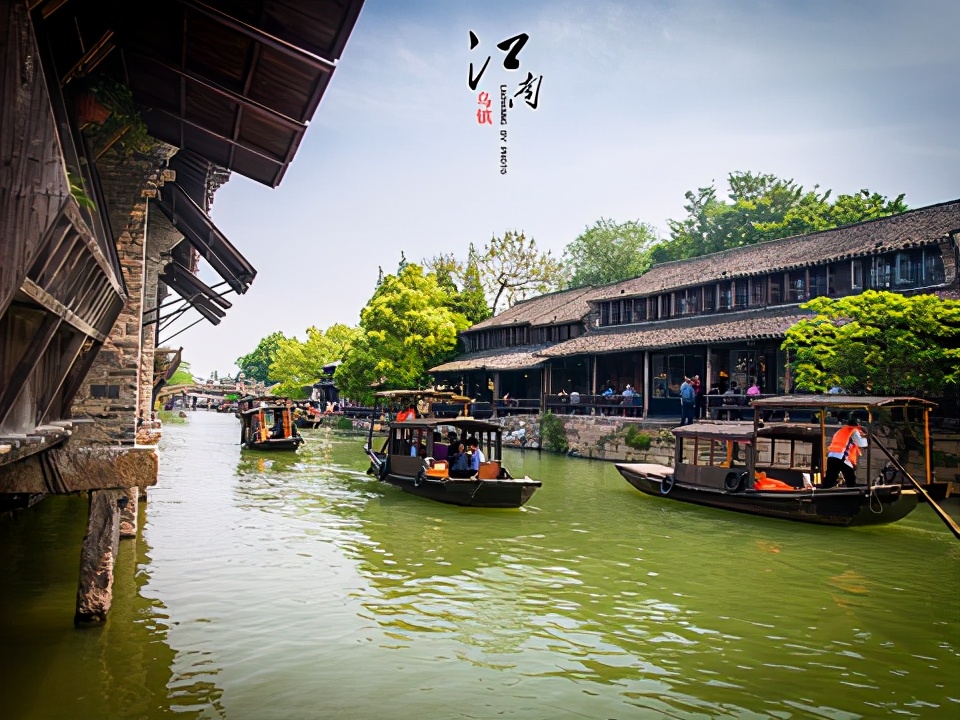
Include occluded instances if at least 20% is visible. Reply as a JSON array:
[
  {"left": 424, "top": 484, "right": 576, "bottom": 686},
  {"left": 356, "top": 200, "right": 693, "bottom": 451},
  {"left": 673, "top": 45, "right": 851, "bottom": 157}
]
[{"left": 1, "top": 412, "right": 958, "bottom": 719}]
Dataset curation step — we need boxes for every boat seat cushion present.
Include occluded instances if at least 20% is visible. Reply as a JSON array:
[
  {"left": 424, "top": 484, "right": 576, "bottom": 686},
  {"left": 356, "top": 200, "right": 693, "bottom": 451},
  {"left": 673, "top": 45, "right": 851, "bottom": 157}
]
[{"left": 478, "top": 461, "right": 501, "bottom": 479}]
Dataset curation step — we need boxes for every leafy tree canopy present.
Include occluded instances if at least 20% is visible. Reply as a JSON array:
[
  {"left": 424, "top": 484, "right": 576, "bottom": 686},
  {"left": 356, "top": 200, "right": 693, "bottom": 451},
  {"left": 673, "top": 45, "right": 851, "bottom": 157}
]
[
  {"left": 652, "top": 171, "right": 907, "bottom": 263},
  {"left": 236, "top": 331, "right": 287, "bottom": 384},
  {"left": 269, "top": 324, "right": 358, "bottom": 399},
  {"left": 167, "top": 361, "right": 194, "bottom": 386},
  {"left": 781, "top": 291, "right": 960, "bottom": 398},
  {"left": 335, "top": 264, "right": 471, "bottom": 404},
  {"left": 562, "top": 218, "right": 660, "bottom": 288},
  {"left": 423, "top": 252, "right": 490, "bottom": 326},
  {"left": 472, "top": 231, "right": 565, "bottom": 315}
]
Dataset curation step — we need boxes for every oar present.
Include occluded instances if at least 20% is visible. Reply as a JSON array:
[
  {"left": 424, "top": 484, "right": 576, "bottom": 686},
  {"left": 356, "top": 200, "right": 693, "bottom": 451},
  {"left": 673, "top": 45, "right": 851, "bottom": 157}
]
[{"left": 873, "top": 438, "right": 960, "bottom": 540}]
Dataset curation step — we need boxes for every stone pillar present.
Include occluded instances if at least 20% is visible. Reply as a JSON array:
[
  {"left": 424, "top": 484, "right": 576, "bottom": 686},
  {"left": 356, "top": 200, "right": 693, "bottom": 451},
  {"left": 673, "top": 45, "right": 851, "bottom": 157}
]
[
  {"left": 119, "top": 486, "right": 138, "bottom": 538},
  {"left": 74, "top": 488, "right": 126, "bottom": 626}
]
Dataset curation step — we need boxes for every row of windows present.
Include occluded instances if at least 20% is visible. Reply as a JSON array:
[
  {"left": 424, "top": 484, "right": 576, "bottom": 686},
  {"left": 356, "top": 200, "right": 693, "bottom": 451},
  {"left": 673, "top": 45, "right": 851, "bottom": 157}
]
[
  {"left": 599, "top": 250, "right": 946, "bottom": 327},
  {"left": 463, "top": 323, "right": 583, "bottom": 353},
  {"left": 459, "top": 248, "right": 948, "bottom": 352}
]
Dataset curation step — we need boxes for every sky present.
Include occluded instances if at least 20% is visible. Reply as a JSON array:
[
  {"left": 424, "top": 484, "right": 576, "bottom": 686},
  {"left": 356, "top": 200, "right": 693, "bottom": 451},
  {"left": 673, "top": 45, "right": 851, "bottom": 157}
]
[{"left": 169, "top": 0, "right": 960, "bottom": 378}]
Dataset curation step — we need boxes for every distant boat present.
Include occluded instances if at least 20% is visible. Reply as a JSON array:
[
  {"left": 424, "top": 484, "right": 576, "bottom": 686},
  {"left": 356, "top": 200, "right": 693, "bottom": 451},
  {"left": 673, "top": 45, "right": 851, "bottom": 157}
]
[
  {"left": 366, "top": 416, "right": 541, "bottom": 508},
  {"left": 615, "top": 395, "right": 941, "bottom": 529},
  {"left": 237, "top": 396, "right": 304, "bottom": 451}
]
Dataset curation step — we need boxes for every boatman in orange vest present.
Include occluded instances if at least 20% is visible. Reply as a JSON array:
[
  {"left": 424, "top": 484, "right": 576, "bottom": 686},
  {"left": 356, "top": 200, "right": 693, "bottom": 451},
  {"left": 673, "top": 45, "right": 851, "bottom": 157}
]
[{"left": 822, "top": 414, "right": 868, "bottom": 489}]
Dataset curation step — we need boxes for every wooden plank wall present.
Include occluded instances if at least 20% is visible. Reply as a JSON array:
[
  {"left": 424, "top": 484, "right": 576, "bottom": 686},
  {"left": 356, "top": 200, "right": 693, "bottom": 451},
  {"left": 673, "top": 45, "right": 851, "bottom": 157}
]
[{"left": 0, "top": 0, "right": 69, "bottom": 318}]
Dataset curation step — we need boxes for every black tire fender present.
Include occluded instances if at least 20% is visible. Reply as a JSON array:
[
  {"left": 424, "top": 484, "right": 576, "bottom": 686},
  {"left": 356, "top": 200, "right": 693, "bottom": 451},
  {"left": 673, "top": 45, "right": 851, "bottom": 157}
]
[
  {"left": 414, "top": 466, "right": 426, "bottom": 488},
  {"left": 378, "top": 460, "right": 389, "bottom": 482},
  {"left": 660, "top": 474, "right": 676, "bottom": 495},
  {"left": 724, "top": 471, "right": 744, "bottom": 493}
]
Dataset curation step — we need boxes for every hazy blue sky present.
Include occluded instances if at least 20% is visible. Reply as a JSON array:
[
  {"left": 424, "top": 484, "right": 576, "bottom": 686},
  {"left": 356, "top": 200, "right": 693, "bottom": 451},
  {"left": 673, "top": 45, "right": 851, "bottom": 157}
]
[{"left": 172, "top": 0, "right": 959, "bottom": 378}]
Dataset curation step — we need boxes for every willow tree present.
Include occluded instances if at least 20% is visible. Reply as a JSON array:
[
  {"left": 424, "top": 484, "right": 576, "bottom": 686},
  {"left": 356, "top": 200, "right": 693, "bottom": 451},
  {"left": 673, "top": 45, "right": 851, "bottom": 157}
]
[
  {"left": 782, "top": 291, "right": 960, "bottom": 397},
  {"left": 335, "top": 264, "right": 472, "bottom": 404}
]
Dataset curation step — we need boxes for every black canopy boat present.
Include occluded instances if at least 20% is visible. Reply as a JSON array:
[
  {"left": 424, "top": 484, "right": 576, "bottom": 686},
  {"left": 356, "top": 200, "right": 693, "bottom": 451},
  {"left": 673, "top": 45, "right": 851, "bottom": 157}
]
[
  {"left": 615, "top": 396, "right": 944, "bottom": 528},
  {"left": 365, "top": 416, "right": 541, "bottom": 508},
  {"left": 237, "top": 396, "right": 304, "bottom": 451}
]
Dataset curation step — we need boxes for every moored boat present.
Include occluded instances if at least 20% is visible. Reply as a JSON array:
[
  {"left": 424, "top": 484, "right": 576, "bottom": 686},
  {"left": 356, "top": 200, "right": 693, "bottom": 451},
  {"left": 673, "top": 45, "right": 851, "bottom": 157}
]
[
  {"left": 238, "top": 396, "right": 304, "bottom": 451},
  {"left": 615, "top": 396, "right": 940, "bottom": 528},
  {"left": 366, "top": 416, "right": 541, "bottom": 508}
]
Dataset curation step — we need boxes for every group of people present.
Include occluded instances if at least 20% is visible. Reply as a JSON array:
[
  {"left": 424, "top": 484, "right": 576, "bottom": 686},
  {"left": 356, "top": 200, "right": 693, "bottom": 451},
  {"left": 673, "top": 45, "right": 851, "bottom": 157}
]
[{"left": 447, "top": 437, "right": 484, "bottom": 472}]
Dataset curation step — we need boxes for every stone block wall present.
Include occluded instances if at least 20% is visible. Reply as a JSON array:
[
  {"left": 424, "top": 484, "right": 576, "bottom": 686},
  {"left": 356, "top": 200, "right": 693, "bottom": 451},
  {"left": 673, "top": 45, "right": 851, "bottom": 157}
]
[{"left": 71, "top": 146, "right": 175, "bottom": 444}]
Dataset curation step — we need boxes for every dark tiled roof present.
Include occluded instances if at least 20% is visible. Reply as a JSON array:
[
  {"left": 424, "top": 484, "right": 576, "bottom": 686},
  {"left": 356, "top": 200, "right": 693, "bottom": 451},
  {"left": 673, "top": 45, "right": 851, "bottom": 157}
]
[
  {"left": 468, "top": 287, "right": 597, "bottom": 331},
  {"left": 431, "top": 344, "right": 551, "bottom": 372},
  {"left": 538, "top": 310, "right": 809, "bottom": 357},
  {"left": 591, "top": 199, "right": 960, "bottom": 301}
]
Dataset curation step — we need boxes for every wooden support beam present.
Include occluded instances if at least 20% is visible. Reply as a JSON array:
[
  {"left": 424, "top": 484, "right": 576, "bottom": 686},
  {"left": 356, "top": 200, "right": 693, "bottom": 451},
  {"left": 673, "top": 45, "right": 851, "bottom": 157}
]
[
  {"left": 35, "top": 328, "right": 87, "bottom": 425},
  {"left": 20, "top": 279, "right": 107, "bottom": 342},
  {"left": 0, "top": 313, "right": 62, "bottom": 427},
  {"left": 74, "top": 489, "right": 125, "bottom": 625},
  {"left": 58, "top": 340, "right": 101, "bottom": 418}
]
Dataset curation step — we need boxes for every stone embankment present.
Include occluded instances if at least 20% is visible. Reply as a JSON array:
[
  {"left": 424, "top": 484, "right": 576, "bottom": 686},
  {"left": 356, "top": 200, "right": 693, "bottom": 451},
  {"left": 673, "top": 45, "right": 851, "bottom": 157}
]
[{"left": 499, "top": 415, "right": 676, "bottom": 465}]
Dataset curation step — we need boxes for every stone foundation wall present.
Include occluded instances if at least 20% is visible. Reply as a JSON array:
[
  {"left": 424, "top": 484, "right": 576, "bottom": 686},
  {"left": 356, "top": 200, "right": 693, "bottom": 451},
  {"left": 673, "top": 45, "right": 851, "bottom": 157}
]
[{"left": 71, "top": 146, "right": 175, "bottom": 444}]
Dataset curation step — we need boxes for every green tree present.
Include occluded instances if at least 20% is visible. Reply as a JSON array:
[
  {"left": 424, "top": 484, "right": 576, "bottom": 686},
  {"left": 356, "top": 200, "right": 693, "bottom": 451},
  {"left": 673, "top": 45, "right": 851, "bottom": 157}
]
[
  {"left": 269, "top": 324, "right": 358, "bottom": 398},
  {"left": 236, "top": 331, "right": 287, "bottom": 384},
  {"left": 424, "top": 252, "right": 490, "bottom": 325},
  {"left": 168, "top": 361, "right": 194, "bottom": 386},
  {"left": 781, "top": 291, "right": 960, "bottom": 397},
  {"left": 652, "top": 172, "right": 908, "bottom": 263},
  {"left": 335, "top": 264, "right": 471, "bottom": 404},
  {"left": 472, "top": 232, "right": 565, "bottom": 315},
  {"left": 562, "top": 218, "right": 659, "bottom": 287}
]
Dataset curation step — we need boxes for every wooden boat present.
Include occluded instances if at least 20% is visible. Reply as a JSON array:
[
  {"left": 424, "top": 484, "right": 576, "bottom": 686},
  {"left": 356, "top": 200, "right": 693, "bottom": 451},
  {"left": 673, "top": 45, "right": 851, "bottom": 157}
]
[
  {"left": 238, "top": 396, "right": 304, "bottom": 451},
  {"left": 293, "top": 401, "right": 324, "bottom": 429},
  {"left": 615, "top": 396, "right": 942, "bottom": 528},
  {"left": 365, "top": 416, "right": 541, "bottom": 508}
]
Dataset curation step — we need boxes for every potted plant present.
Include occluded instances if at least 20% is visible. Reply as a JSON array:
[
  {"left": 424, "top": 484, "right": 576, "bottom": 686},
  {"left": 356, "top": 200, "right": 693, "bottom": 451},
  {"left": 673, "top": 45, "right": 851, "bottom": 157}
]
[{"left": 80, "top": 74, "right": 157, "bottom": 157}]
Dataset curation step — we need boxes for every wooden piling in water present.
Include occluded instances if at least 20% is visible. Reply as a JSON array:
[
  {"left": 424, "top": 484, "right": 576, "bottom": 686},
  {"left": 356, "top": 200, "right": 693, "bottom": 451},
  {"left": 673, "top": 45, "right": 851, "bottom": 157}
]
[{"left": 74, "top": 489, "right": 125, "bottom": 626}]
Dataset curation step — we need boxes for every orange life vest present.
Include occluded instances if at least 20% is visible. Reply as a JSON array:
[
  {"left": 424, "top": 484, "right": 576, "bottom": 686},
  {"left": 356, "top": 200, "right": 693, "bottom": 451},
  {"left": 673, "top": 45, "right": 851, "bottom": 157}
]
[{"left": 828, "top": 425, "right": 864, "bottom": 466}]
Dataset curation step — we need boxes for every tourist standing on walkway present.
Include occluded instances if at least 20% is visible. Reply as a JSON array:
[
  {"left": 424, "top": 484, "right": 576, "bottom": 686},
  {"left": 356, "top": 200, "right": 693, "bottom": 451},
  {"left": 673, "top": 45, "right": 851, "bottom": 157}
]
[
  {"left": 691, "top": 375, "right": 703, "bottom": 418},
  {"left": 680, "top": 377, "right": 696, "bottom": 425}
]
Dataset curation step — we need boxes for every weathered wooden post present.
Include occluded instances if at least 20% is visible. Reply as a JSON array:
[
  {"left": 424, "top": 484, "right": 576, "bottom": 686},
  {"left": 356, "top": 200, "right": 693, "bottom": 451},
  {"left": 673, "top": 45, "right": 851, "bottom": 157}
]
[{"left": 74, "top": 488, "right": 127, "bottom": 626}]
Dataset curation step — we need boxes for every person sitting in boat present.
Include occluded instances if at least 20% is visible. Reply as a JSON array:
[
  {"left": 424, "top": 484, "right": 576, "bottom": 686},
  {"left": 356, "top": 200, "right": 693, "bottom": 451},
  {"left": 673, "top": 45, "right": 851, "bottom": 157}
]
[
  {"left": 822, "top": 415, "right": 868, "bottom": 489},
  {"left": 269, "top": 414, "right": 284, "bottom": 438},
  {"left": 467, "top": 438, "right": 485, "bottom": 472},
  {"left": 449, "top": 442, "right": 469, "bottom": 471},
  {"left": 396, "top": 404, "right": 416, "bottom": 422},
  {"left": 746, "top": 381, "right": 761, "bottom": 396}
]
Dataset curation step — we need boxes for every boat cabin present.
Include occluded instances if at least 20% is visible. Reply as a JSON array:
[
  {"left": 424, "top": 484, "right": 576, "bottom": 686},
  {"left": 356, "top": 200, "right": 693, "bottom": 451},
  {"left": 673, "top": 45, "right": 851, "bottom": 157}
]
[
  {"left": 673, "top": 422, "right": 823, "bottom": 493},
  {"left": 385, "top": 418, "right": 505, "bottom": 480},
  {"left": 238, "top": 396, "right": 303, "bottom": 451}
]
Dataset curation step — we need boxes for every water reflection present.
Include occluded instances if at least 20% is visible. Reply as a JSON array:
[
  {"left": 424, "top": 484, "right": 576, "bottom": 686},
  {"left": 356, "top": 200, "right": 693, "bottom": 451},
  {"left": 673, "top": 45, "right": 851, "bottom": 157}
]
[
  {"left": 3, "top": 413, "right": 956, "bottom": 719},
  {"left": 0, "top": 496, "right": 183, "bottom": 719}
]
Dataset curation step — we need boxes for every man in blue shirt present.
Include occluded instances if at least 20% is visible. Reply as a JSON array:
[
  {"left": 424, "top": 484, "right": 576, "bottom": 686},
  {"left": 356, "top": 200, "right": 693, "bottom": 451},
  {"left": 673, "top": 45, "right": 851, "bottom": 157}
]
[
  {"left": 680, "top": 378, "right": 696, "bottom": 425},
  {"left": 468, "top": 438, "right": 485, "bottom": 472}
]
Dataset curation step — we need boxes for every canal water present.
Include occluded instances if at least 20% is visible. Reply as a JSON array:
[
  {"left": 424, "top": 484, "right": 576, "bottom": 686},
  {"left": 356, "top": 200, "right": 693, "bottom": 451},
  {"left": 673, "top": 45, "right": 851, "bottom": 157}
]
[{"left": 1, "top": 411, "right": 958, "bottom": 719}]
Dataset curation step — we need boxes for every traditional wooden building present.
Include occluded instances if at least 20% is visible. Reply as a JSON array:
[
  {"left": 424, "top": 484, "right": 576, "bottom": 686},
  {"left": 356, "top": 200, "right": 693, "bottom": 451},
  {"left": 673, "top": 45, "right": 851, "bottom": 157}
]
[
  {"left": 1, "top": 0, "right": 363, "bottom": 622},
  {"left": 433, "top": 199, "right": 960, "bottom": 416}
]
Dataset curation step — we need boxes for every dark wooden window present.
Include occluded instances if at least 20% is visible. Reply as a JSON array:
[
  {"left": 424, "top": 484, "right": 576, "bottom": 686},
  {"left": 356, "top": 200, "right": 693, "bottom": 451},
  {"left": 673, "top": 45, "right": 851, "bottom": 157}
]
[{"left": 90, "top": 384, "right": 120, "bottom": 399}]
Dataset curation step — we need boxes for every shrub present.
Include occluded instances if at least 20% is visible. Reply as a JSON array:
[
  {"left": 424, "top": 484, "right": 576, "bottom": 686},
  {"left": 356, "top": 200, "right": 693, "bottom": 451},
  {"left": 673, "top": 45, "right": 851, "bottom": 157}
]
[
  {"left": 334, "top": 416, "right": 353, "bottom": 431},
  {"left": 539, "top": 411, "right": 569, "bottom": 453},
  {"left": 624, "top": 426, "right": 652, "bottom": 451}
]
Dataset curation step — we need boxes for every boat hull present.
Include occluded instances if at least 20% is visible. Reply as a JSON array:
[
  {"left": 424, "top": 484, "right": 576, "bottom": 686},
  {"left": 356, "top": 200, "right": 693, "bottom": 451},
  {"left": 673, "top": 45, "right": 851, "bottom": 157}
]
[
  {"left": 381, "top": 473, "right": 540, "bottom": 508},
  {"left": 243, "top": 437, "right": 303, "bottom": 452},
  {"left": 616, "top": 463, "right": 918, "bottom": 527}
]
